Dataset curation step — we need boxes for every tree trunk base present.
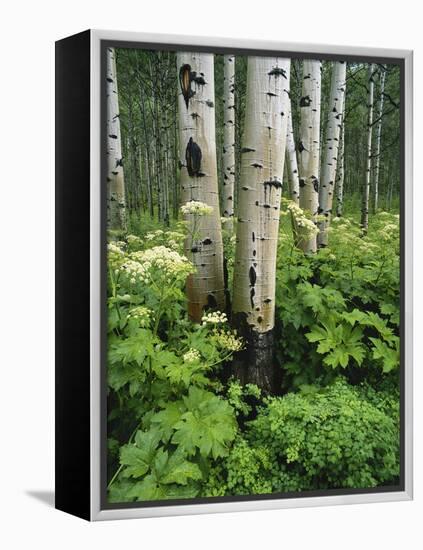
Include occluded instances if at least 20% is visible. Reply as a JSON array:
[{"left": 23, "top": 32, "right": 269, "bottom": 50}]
[{"left": 231, "top": 315, "right": 280, "bottom": 395}]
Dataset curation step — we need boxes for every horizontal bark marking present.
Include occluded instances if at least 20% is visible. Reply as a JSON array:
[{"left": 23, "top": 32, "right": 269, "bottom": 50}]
[{"left": 268, "top": 67, "right": 287, "bottom": 78}]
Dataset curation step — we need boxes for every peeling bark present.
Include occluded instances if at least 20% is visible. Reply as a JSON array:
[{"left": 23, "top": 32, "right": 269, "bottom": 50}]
[
  {"left": 222, "top": 55, "right": 236, "bottom": 232},
  {"left": 106, "top": 47, "right": 126, "bottom": 230},
  {"left": 177, "top": 52, "right": 226, "bottom": 322},
  {"left": 361, "top": 64, "right": 375, "bottom": 234},
  {"left": 298, "top": 60, "right": 321, "bottom": 253},
  {"left": 232, "top": 56, "right": 290, "bottom": 393},
  {"left": 317, "top": 61, "right": 347, "bottom": 247}
]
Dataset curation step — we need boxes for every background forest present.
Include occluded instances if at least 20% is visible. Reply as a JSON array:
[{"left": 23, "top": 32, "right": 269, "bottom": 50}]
[{"left": 106, "top": 47, "right": 401, "bottom": 503}]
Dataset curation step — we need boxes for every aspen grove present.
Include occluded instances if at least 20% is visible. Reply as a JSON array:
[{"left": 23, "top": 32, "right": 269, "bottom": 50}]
[{"left": 106, "top": 49, "right": 401, "bottom": 503}]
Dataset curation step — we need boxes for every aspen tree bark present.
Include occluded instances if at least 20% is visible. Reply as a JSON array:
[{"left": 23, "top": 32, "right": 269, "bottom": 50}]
[
  {"left": 298, "top": 60, "right": 321, "bottom": 253},
  {"left": 173, "top": 117, "right": 180, "bottom": 220},
  {"left": 232, "top": 56, "right": 290, "bottom": 393},
  {"left": 177, "top": 52, "right": 226, "bottom": 322},
  {"left": 373, "top": 66, "right": 386, "bottom": 213},
  {"left": 335, "top": 107, "right": 345, "bottom": 217},
  {"left": 106, "top": 47, "right": 126, "bottom": 230},
  {"left": 139, "top": 89, "right": 154, "bottom": 218},
  {"left": 286, "top": 96, "right": 300, "bottom": 203},
  {"left": 361, "top": 64, "right": 375, "bottom": 233},
  {"left": 222, "top": 55, "right": 236, "bottom": 231},
  {"left": 317, "top": 61, "right": 347, "bottom": 246},
  {"left": 163, "top": 107, "right": 170, "bottom": 226}
]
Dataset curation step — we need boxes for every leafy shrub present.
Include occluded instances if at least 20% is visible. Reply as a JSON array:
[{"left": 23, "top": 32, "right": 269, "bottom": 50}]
[
  {"left": 106, "top": 238, "right": 242, "bottom": 502},
  {"left": 275, "top": 208, "right": 400, "bottom": 389},
  {"left": 109, "top": 387, "right": 237, "bottom": 502},
  {"left": 247, "top": 379, "right": 400, "bottom": 489}
]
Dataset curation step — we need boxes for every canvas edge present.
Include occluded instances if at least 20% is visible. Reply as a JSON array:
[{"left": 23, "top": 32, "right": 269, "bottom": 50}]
[{"left": 89, "top": 29, "right": 413, "bottom": 521}]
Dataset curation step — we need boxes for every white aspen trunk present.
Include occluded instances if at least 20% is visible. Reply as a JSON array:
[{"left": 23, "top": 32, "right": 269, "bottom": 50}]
[
  {"left": 361, "top": 64, "right": 375, "bottom": 233},
  {"left": 335, "top": 106, "right": 345, "bottom": 217},
  {"left": 222, "top": 55, "right": 236, "bottom": 231},
  {"left": 317, "top": 61, "right": 347, "bottom": 247},
  {"left": 232, "top": 56, "right": 290, "bottom": 393},
  {"left": 177, "top": 52, "right": 226, "bottom": 322},
  {"left": 286, "top": 96, "right": 300, "bottom": 203},
  {"left": 373, "top": 66, "right": 386, "bottom": 213},
  {"left": 106, "top": 47, "right": 126, "bottom": 230},
  {"left": 298, "top": 60, "right": 322, "bottom": 253}
]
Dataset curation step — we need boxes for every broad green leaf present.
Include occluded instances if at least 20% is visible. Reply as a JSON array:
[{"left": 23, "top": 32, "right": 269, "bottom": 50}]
[
  {"left": 108, "top": 480, "right": 135, "bottom": 503},
  {"left": 150, "top": 401, "right": 186, "bottom": 441},
  {"left": 127, "top": 474, "right": 165, "bottom": 501},
  {"left": 342, "top": 309, "right": 368, "bottom": 326},
  {"left": 172, "top": 388, "right": 237, "bottom": 459},
  {"left": 299, "top": 283, "right": 324, "bottom": 313},
  {"left": 120, "top": 429, "right": 161, "bottom": 479},
  {"left": 369, "top": 337, "right": 399, "bottom": 373},
  {"left": 159, "top": 449, "right": 202, "bottom": 486},
  {"left": 305, "top": 325, "right": 328, "bottom": 343}
]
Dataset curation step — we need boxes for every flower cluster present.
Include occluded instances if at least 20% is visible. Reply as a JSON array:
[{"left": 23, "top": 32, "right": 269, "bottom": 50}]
[
  {"left": 180, "top": 201, "right": 214, "bottom": 217},
  {"left": 126, "top": 234, "right": 143, "bottom": 251},
  {"left": 376, "top": 223, "right": 399, "bottom": 241},
  {"left": 284, "top": 202, "right": 319, "bottom": 237},
  {"left": 145, "top": 229, "right": 164, "bottom": 241},
  {"left": 108, "top": 241, "right": 126, "bottom": 270},
  {"left": 144, "top": 229, "right": 185, "bottom": 251},
  {"left": 201, "top": 311, "right": 228, "bottom": 325},
  {"left": 119, "top": 260, "right": 146, "bottom": 285},
  {"left": 108, "top": 242, "right": 124, "bottom": 254},
  {"left": 127, "top": 306, "right": 152, "bottom": 327},
  {"left": 126, "top": 234, "right": 141, "bottom": 245},
  {"left": 183, "top": 348, "right": 201, "bottom": 364},
  {"left": 211, "top": 329, "right": 244, "bottom": 352},
  {"left": 120, "top": 246, "right": 194, "bottom": 286}
]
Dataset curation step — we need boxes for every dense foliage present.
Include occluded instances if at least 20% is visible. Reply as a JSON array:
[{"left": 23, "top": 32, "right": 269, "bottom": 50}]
[{"left": 106, "top": 206, "right": 400, "bottom": 502}]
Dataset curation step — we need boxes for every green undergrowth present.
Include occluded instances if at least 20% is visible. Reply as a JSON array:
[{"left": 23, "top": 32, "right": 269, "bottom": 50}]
[{"left": 106, "top": 206, "right": 400, "bottom": 503}]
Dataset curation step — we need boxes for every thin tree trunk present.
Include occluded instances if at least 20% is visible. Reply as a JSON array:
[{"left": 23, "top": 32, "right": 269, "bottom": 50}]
[
  {"left": 387, "top": 156, "right": 394, "bottom": 211},
  {"left": 173, "top": 112, "right": 179, "bottom": 219},
  {"left": 106, "top": 47, "right": 126, "bottom": 230},
  {"left": 138, "top": 148, "right": 146, "bottom": 212},
  {"left": 139, "top": 87, "right": 154, "bottom": 218},
  {"left": 177, "top": 52, "right": 226, "bottom": 321},
  {"left": 232, "top": 57, "right": 290, "bottom": 393},
  {"left": 335, "top": 102, "right": 345, "bottom": 217},
  {"left": 361, "top": 64, "right": 375, "bottom": 233},
  {"left": 143, "top": 148, "right": 153, "bottom": 217},
  {"left": 318, "top": 61, "right": 347, "bottom": 246},
  {"left": 163, "top": 107, "right": 170, "bottom": 226},
  {"left": 222, "top": 55, "right": 236, "bottom": 231},
  {"left": 373, "top": 66, "right": 386, "bottom": 213},
  {"left": 298, "top": 60, "right": 321, "bottom": 253},
  {"left": 286, "top": 96, "right": 300, "bottom": 203}
]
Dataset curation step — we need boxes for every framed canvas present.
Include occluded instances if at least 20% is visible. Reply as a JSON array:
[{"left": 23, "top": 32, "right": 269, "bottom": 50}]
[{"left": 55, "top": 29, "right": 413, "bottom": 521}]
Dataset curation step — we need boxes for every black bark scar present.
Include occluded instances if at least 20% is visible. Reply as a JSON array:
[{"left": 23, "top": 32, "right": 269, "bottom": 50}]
[{"left": 185, "top": 137, "right": 202, "bottom": 177}]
